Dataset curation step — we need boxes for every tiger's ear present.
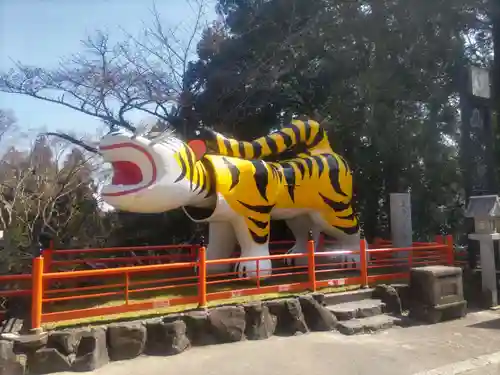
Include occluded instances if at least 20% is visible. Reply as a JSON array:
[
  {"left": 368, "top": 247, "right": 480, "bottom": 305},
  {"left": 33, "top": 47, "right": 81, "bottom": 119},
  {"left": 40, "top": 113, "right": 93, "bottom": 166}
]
[{"left": 187, "top": 139, "right": 208, "bottom": 159}]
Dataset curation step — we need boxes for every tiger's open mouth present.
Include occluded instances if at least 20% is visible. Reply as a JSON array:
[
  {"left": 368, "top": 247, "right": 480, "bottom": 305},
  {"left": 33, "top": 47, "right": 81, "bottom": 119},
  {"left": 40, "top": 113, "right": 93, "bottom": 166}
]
[{"left": 100, "top": 142, "right": 157, "bottom": 197}]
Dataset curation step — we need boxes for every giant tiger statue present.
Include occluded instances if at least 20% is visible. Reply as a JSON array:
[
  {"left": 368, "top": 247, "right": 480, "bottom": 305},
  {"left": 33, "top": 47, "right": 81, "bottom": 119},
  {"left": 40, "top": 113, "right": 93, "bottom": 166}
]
[{"left": 49, "top": 119, "right": 361, "bottom": 279}]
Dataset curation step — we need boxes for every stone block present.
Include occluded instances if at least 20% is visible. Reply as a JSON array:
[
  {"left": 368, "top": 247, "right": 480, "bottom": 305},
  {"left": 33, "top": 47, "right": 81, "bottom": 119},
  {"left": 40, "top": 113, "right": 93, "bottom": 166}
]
[
  {"left": 336, "top": 315, "right": 396, "bottom": 335},
  {"left": 28, "top": 348, "right": 72, "bottom": 374},
  {"left": 372, "top": 284, "right": 402, "bottom": 315},
  {"left": 244, "top": 302, "right": 277, "bottom": 340},
  {"left": 107, "top": 322, "right": 147, "bottom": 361},
  {"left": 47, "top": 330, "right": 82, "bottom": 356},
  {"left": 265, "top": 298, "right": 308, "bottom": 335},
  {"left": 71, "top": 327, "right": 109, "bottom": 372},
  {"left": 327, "top": 299, "right": 385, "bottom": 321},
  {"left": 145, "top": 318, "right": 190, "bottom": 356},
  {"left": 298, "top": 295, "right": 337, "bottom": 331},
  {"left": 208, "top": 306, "right": 246, "bottom": 343},
  {"left": 409, "top": 266, "right": 464, "bottom": 307}
]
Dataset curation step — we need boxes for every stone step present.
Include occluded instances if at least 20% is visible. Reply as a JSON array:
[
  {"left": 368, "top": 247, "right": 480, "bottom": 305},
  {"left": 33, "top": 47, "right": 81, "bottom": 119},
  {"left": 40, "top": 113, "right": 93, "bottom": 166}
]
[
  {"left": 326, "top": 299, "right": 385, "bottom": 321},
  {"left": 336, "top": 314, "right": 397, "bottom": 335}
]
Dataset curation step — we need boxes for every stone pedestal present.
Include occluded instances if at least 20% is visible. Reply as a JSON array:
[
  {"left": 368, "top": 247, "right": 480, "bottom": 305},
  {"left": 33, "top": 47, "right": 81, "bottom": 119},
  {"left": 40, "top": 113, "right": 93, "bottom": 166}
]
[
  {"left": 409, "top": 266, "right": 467, "bottom": 323},
  {"left": 468, "top": 233, "right": 500, "bottom": 308}
]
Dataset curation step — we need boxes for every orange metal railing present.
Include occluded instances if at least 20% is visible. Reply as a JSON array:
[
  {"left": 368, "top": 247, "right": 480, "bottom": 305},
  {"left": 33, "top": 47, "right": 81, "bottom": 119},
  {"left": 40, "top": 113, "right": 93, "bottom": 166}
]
[{"left": 0, "top": 235, "right": 460, "bottom": 328}]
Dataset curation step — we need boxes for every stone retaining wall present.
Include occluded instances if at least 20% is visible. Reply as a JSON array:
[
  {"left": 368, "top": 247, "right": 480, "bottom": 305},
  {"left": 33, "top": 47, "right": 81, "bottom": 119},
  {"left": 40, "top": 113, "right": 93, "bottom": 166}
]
[{"left": 1, "top": 287, "right": 403, "bottom": 375}]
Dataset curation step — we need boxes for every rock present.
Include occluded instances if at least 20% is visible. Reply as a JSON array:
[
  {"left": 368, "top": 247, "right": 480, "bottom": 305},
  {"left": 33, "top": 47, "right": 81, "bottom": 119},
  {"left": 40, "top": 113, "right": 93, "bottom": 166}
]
[
  {"left": 298, "top": 295, "right": 337, "bottom": 331},
  {"left": 146, "top": 319, "right": 190, "bottom": 356},
  {"left": 107, "top": 322, "right": 147, "bottom": 361},
  {"left": 311, "top": 293, "right": 326, "bottom": 306},
  {"left": 0, "top": 340, "right": 25, "bottom": 375},
  {"left": 244, "top": 302, "right": 277, "bottom": 340},
  {"left": 208, "top": 306, "right": 246, "bottom": 343},
  {"left": 5, "top": 297, "right": 31, "bottom": 328},
  {"left": 0, "top": 318, "right": 25, "bottom": 335},
  {"left": 373, "top": 284, "right": 402, "bottom": 315},
  {"left": 71, "top": 328, "right": 109, "bottom": 372},
  {"left": 266, "top": 298, "right": 308, "bottom": 335},
  {"left": 181, "top": 310, "right": 217, "bottom": 346},
  {"left": 337, "top": 315, "right": 396, "bottom": 335},
  {"left": 28, "top": 348, "right": 72, "bottom": 374},
  {"left": 0, "top": 340, "right": 15, "bottom": 362},
  {"left": 48, "top": 330, "right": 82, "bottom": 355},
  {"left": 12, "top": 331, "right": 48, "bottom": 353},
  {"left": 327, "top": 299, "right": 385, "bottom": 321}
]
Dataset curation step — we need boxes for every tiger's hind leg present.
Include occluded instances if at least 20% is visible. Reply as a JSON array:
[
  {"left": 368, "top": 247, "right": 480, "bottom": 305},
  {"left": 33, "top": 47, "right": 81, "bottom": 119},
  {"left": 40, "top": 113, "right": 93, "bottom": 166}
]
[
  {"left": 231, "top": 215, "right": 273, "bottom": 280},
  {"left": 310, "top": 211, "right": 365, "bottom": 269},
  {"left": 284, "top": 215, "right": 321, "bottom": 267}
]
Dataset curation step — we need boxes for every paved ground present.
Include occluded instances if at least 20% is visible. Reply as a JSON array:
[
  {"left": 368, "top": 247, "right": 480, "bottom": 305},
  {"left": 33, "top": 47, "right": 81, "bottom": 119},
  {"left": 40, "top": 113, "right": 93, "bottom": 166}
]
[{"left": 55, "top": 309, "right": 500, "bottom": 375}]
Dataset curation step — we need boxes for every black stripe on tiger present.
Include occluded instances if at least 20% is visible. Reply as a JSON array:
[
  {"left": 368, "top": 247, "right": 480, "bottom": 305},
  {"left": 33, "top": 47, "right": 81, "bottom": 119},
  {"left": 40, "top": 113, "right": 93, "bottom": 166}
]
[
  {"left": 248, "top": 216, "right": 269, "bottom": 230},
  {"left": 304, "top": 157, "right": 314, "bottom": 178},
  {"left": 309, "top": 126, "right": 325, "bottom": 148},
  {"left": 222, "top": 157, "right": 240, "bottom": 191},
  {"left": 184, "top": 144, "right": 196, "bottom": 191},
  {"left": 319, "top": 192, "right": 350, "bottom": 212},
  {"left": 175, "top": 151, "right": 188, "bottom": 183},
  {"left": 281, "top": 162, "right": 297, "bottom": 202},
  {"left": 237, "top": 201, "right": 274, "bottom": 214},
  {"left": 335, "top": 223, "right": 360, "bottom": 235},
  {"left": 251, "top": 141, "right": 263, "bottom": 158},
  {"left": 251, "top": 160, "right": 270, "bottom": 201},
  {"left": 249, "top": 230, "right": 269, "bottom": 244},
  {"left": 324, "top": 155, "right": 347, "bottom": 197},
  {"left": 223, "top": 138, "right": 233, "bottom": 156},
  {"left": 336, "top": 212, "right": 356, "bottom": 221},
  {"left": 266, "top": 134, "right": 279, "bottom": 154},
  {"left": 312, "top": 155, "right": 325, "bottom": 177},
  {"left": 304, "top": 120, "right": 312, "bottom": 142}
]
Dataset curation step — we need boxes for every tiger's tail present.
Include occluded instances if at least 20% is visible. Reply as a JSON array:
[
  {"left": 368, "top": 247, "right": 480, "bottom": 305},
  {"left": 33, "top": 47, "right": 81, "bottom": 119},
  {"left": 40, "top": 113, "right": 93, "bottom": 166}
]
[{"left": 196, "top": 119, "right": 333, "bottom": 159}]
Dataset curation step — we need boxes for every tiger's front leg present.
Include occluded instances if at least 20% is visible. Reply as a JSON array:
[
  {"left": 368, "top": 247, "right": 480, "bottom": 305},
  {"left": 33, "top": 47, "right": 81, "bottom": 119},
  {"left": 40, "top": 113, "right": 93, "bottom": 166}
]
[
  {"left": 205, "top": 221, "right": 237, "bottom": 275},
  {"left": 231, "top": 215, "right": 273, "bottom": 281}
]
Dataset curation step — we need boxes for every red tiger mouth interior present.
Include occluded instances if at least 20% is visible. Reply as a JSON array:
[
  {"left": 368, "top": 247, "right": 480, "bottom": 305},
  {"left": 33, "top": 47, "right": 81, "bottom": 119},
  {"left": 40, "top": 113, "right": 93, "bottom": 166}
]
[{"left": 111, "top": 161, "right": 143, "bottom": 185}]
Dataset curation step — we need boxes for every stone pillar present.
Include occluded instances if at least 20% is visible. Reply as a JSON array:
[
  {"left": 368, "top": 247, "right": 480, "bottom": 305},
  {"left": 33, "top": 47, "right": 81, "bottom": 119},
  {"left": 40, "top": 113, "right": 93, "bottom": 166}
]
[
  {"left": 468, "top": 233, "right": 500, "bottom": 307},
  {"left": 390, "top": 193, "right": 413, "bottom": 257}
]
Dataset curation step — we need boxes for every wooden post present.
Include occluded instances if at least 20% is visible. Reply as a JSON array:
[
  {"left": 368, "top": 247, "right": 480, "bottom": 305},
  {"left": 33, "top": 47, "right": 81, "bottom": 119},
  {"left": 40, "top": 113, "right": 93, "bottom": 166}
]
[
  {"left": 360, "top": 239, "right": 369, "bottom": 288},
  {"left": 198, "top": 236, "right": 207, "bottom": 308},
  {"left": 307, "top": 231, "right": 317, "bottom": 292},
  {"left": 31, "top": 255, "right": 44, "bottom": 331},
  {"left": 446, "top": 234, "right": 454, "bottom": 266}
]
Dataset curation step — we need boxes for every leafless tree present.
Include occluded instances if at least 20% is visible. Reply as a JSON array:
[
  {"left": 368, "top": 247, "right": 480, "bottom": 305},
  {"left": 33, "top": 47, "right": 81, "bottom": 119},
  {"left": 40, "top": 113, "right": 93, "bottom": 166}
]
[
  {"left": 0, "top": 130, "right": 106, "bottom": 274},
  {"left": 0, "top": 0, "right": 210, "bottom": 133}
]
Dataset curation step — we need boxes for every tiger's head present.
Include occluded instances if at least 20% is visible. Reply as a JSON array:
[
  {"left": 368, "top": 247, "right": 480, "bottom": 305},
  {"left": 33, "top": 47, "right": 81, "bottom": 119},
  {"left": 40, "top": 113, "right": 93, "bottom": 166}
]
[{"left": 47, "top": 123, "right": 210, "bottom": 213}]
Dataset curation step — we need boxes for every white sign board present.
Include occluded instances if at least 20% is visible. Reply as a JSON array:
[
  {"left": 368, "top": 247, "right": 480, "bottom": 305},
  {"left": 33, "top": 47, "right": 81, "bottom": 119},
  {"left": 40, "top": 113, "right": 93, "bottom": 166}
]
[{"left": 470, "top": 66, "right": 491, "bottom": 99}]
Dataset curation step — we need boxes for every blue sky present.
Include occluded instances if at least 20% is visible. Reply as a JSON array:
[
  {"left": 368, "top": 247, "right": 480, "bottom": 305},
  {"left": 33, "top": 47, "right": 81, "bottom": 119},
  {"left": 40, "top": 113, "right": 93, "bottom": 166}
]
[{"left": 0, "top": 0, "right": 217, "bottom": 138}]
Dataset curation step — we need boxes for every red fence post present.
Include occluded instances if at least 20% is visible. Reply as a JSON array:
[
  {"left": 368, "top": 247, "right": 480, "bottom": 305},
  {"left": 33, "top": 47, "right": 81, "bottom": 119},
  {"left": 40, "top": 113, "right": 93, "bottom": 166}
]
[
  {"left": 42, "top": 240, "right": 54, "bottom": 290},
  {"left": 43, "top": 240, "right": 54, "bottom": 273},
  {"left": 360, "top": 239, "right": 369, "bottom": 288},
  {"left": 31, "top": 255, "right": 44, "bottom": 332},
  {"left": 445, "top": 234, "right": 454, "bottom": 266},
  {"left": 435, "top": 235, "right": 444, "bottom": 244},
  {"left": 198, "top": 237, "right": 207, "bottom": 309},
  {"left": 307, "top": 231, "right": 317, "bottom": 292}
]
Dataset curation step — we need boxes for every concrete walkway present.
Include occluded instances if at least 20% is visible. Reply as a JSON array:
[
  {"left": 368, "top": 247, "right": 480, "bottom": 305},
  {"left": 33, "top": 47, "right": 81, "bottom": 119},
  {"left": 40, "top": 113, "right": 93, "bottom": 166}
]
[{"left": 55, "top": 309, "right": 500, "bottom": 375}]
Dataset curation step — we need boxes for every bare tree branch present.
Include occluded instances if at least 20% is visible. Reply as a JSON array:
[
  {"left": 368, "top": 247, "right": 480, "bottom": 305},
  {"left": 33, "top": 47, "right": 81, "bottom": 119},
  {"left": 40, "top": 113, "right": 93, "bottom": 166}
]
[{"left": 0, "top": 0, "right": 209, "bottom": 132}]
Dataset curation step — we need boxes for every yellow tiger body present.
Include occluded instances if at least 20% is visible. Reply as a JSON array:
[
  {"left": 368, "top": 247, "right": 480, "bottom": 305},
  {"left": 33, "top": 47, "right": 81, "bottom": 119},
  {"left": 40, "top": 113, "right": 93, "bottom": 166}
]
[{"left": 178, "top": 119, "right": 359, "bottom": 245}]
